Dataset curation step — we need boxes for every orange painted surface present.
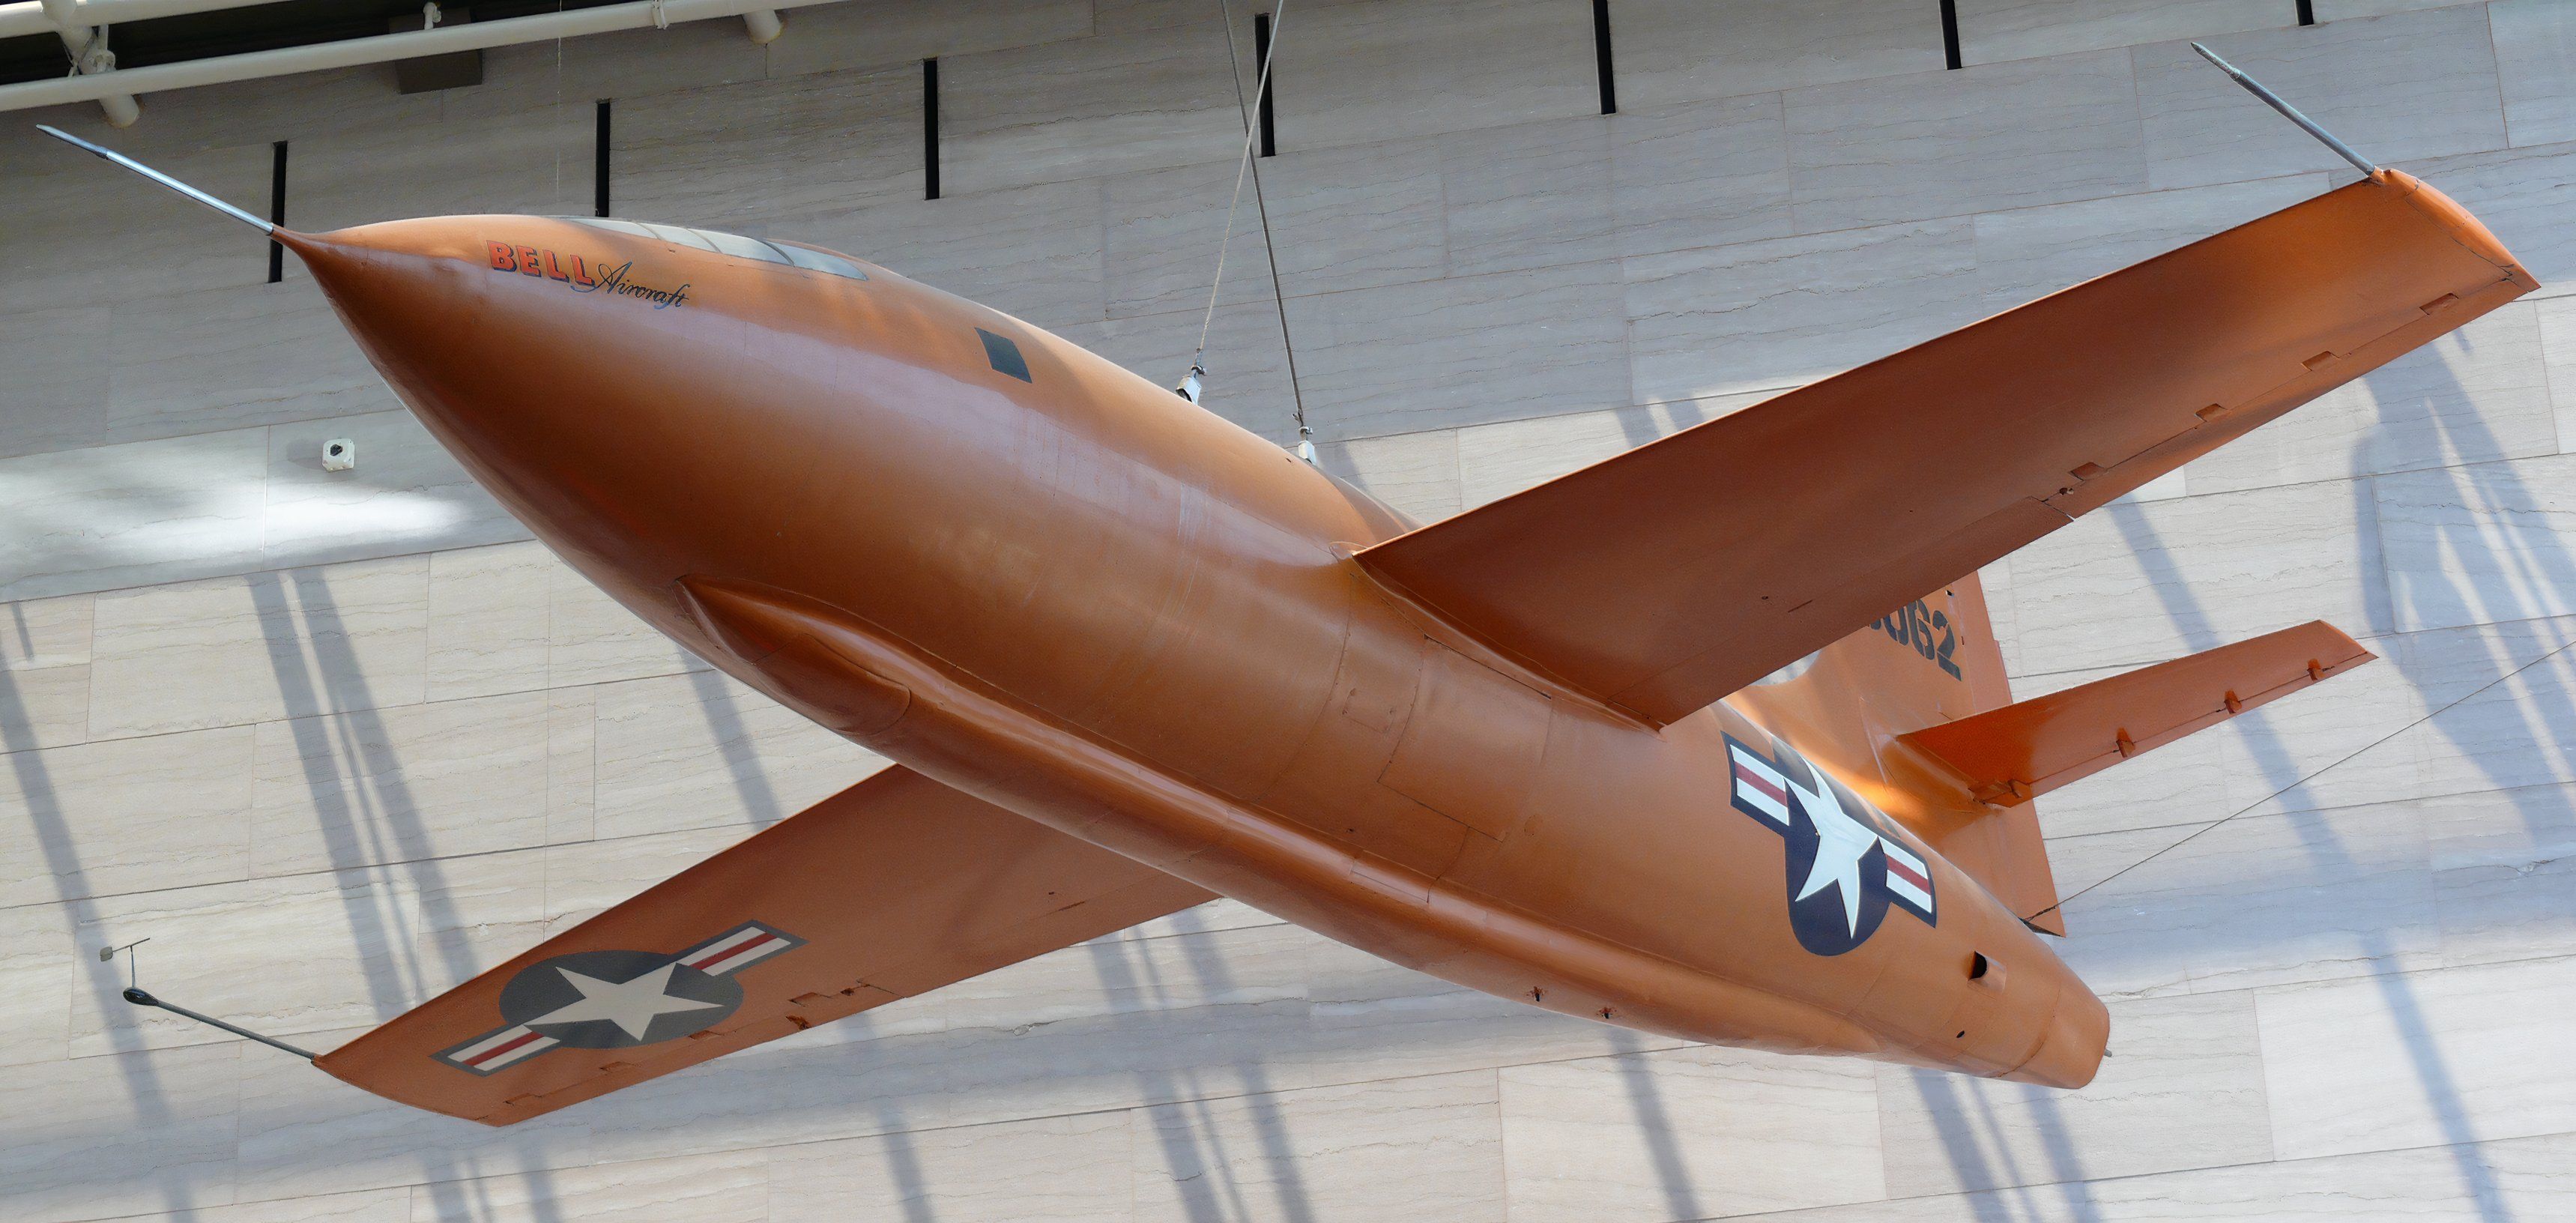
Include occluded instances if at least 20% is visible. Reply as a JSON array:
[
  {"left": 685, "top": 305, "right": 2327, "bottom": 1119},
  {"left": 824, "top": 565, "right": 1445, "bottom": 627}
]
[{"left": 264, "top": 169, "right": 2528, "bottom": 1124}]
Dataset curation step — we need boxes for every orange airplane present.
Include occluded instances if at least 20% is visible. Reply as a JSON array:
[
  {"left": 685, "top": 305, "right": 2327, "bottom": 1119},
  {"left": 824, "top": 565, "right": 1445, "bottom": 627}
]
[{"left": 37, "top": 49, "right": 2537, "bottom": 1126}]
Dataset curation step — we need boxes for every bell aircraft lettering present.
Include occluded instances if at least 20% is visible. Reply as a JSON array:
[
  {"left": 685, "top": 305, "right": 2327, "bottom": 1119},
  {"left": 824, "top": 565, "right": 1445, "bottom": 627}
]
[
  {"left": 34, "top": 56, "right": 2518, "bottom": 1125},
  {"left": 486, "top": 239, "right": 691, "bottom": 309}
]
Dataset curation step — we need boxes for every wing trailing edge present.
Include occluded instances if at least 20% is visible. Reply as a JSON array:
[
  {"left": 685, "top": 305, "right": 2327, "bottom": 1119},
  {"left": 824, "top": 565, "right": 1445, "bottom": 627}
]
[{"left": 1353, "top": 172, "right": 2533, "bottom": 726}]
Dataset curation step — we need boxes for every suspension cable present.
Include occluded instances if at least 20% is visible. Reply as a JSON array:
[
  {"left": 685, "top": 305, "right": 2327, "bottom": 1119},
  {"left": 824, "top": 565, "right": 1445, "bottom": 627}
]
[
  {"left": 2034, "top": 631, "right": 2576, "bottom": 926},
  {"left": 1192, "top": 0, "right": 1313, "bottom": 459}
]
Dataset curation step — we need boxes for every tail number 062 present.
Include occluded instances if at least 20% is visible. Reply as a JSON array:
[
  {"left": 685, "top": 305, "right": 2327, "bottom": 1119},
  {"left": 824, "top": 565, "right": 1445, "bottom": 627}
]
[{"left": 1872, "top": 599, "right": 1963, "bottom": 680}]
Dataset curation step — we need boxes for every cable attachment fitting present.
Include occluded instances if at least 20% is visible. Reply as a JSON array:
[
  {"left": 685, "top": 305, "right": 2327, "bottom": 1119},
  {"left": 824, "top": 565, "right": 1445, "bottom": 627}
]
[{"left": 1175, "top": 360, "right": 1206, "bottom": 406}]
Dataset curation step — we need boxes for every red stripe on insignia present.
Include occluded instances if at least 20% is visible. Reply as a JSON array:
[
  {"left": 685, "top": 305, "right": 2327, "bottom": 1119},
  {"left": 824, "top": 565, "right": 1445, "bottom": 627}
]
[
  {"left": 1885, "top": 857, "right": 1929, "bottom": 890},
  {"left": 466, "top": 1030, "right": 545, "bottom": 1066},
  {"left": 1735, "top": 766, "right": 1787, "bottom": 805}
]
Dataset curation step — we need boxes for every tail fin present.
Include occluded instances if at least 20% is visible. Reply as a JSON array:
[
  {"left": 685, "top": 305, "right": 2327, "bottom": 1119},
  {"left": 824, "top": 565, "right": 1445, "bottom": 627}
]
[
  {"left": 1896, "top": 620, "right": 2374, "bottom": 931},
  {"left": 1900, "top": 620, "right": 2373, "bottom": 807}
]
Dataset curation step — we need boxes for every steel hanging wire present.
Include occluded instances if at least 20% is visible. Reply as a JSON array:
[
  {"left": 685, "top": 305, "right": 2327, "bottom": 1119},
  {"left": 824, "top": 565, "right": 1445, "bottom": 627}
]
[{"left": 1190, "top": 0, "right": 1313, "bottom": 461}]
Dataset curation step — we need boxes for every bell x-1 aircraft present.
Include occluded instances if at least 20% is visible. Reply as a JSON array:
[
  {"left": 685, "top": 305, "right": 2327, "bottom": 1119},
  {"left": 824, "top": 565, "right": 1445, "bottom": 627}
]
[{"left": 34, "top": 46, "right": 2536, "bottom": 1123}]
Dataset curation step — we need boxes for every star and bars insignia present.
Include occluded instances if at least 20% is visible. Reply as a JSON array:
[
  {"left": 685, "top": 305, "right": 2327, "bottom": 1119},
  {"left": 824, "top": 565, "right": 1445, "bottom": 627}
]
[
  {"left": 438, "top": 922, "right": 806, "bottom": 1076},
  {"left": 1726, "top": 734, "right": 1935, "bottom": 956}
]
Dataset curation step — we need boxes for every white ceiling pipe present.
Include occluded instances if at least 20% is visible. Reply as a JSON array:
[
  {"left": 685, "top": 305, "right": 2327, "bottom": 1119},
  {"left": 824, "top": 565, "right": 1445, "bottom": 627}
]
[
  {"left": 0, "top": 0, "right": 838, "bottom": 114},
  {"left": 743, "top": 7, "right": 781, "bottom": 43},
  {"left": 32, "top": 0, "right": 141, "bottom": 127},
  {"left": 0, "top": 0, "right": 291, "bottom": 42}
]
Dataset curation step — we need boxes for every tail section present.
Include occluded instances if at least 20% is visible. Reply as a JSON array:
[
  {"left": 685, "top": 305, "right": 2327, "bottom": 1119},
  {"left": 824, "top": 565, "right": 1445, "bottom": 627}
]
[
  {"left": 1893, "top": 620, "right": 2374, "bottom": 931},
  {"left": 1899, "top": 620, "right": 2374, "bottom": 807}
]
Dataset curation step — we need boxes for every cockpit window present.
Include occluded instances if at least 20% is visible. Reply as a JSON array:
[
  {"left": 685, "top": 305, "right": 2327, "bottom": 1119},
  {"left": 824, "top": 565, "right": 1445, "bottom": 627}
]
[{"left": 554, "top": 217, "right": 868, "bottom": 281}]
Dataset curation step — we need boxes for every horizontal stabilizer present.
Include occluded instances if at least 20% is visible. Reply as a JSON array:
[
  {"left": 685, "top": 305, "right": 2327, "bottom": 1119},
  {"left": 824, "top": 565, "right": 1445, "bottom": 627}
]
[
  {"left": 1898, "top": 621, "right": 2374, "bottom": 807},
  {"left": 1355, "top": 172, "right": 2530, "bottom": 726},
  {"left": 317, "top": 764, "right": 1212, "bottom": 1125}
]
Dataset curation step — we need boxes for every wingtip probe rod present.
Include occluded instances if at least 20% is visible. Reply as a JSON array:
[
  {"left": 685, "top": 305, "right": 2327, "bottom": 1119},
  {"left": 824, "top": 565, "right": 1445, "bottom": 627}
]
[
  {"left": 36, "top": 123, "right": 278, "bottom": 234},
  {"left": 2189, "top": 42, "right": 2379, "bottom": 177}
]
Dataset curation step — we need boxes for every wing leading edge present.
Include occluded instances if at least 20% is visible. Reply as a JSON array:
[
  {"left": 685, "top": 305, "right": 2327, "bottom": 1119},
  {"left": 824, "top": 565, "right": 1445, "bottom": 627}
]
[
  {"left": 1355, "top": 171, "right": 2535, "bottom": 726},
  {"left": 316, "top": 765, "right": 1214, "bottom": 1125}
]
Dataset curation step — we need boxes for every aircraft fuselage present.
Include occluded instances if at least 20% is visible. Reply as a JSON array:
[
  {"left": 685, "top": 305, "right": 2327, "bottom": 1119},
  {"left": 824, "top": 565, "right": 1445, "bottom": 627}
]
[{"left": 290, "top": 216, "right": 2106, "bottom": 1088}]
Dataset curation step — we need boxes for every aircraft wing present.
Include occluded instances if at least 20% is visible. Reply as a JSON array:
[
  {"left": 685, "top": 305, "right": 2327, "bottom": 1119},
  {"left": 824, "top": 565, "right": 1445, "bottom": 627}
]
[
  {"left": 315, "top": 764, "right": 1214, "bottom": 1125},
  {"left": 1355, "top": 171, "right": 2535, "bottom": 727}
]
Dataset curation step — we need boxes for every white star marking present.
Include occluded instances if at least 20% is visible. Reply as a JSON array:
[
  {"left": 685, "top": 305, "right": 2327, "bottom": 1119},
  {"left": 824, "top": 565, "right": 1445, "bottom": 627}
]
[
  {"left": 529, "top": 962, "right": 723, "bottom": 1040},
  {"left": 1783, "top": 758, "right": 1890, "bottom": 938}
]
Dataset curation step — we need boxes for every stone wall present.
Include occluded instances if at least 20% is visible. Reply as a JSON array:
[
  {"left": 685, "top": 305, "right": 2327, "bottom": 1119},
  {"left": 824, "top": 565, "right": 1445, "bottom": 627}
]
[{"left": 4, "top": 0, "right": 2575, "bottom": 1219}]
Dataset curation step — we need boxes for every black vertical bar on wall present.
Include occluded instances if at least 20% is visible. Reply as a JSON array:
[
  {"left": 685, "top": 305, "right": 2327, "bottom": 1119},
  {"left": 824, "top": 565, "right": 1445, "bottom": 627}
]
[
  {"left": 594, "top": 99, "right": 613, "bottom": 217},
  {"left": 1253, "top": 12, "right": 1276, "bottom": 157},
  {"left": 923, "top": 57, "right": 941, "bottom": 199},
  {"left": 2296, "top": 0, "right": 2315, "bottom": 25},
  {"left": 266, "top": 140, "right": 287, "bottom": 283},
  {"left": 1592, "top": 0, "right": 1616, "bottom": 115},
  {"left": 1938, "top": 0, "right": 1962, "bottom": 70}
]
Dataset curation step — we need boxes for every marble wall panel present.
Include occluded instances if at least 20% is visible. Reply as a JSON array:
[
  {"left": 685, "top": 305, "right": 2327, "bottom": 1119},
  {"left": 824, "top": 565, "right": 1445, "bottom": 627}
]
[
  {"left": 0, "top": 725, "right": 256, "bottom": 908},
  {"left": 282, "top": 103, "right": 591, "bottom": 253},
  {"left": 2420, "top": 780, "right": 2576, "bottom": 969},
  {"left": 1609, "top": 0, "right": 1947, "bottom": 110},
  {"left": 1292, "top": 937, "right": 1660, "bottom": 1093},
  {"left": 1968, "top": 174, "right": 2326, "bottom": 309},
  {"left": 1286, "top": 258, "right": 1631, "bottom": 440},
  {"left": 792, "top": 178, "right": 1109, "bottom": 331},
  {"left": 423, "top": 543, "right": 552, "bottom": 703},
  {"left": 1609, "top": 92, "right": 1796, "bottom": 262},
  {"left": 466, "top": 22, "right": 770, "bottom": 113},
  {"left": 248, "top": 690, "right": 556, "bottom": 878},
  {"left": 2187, "top": 301, "right": 2557, "bottom": 495},
  {"left": 1259, "top": 135, "right": 1450, "bottom": 298},
  {"left": 2061, "top": 799, "right": 2438, "bottom": 999},
  {"left": 1438, "top": 115, "right": 1619, "bottom": 278},
  {"left": 1732, "top": 1129, "right": 2576, "bottom": 1220},
  {"left": 261, "top": 411, "right": 529, "bottom": 573},
  {"left": 578, "top": 1020, "right": 965, "bottom": 1166},
  {"left": 2004, "top": 480, "right": 2390, "bottom": 675},
  {"left": 409, "top": 843, "right": 548, "bottom": 989},
  {"left": 545, "top": 558, "right": 704, "bottom": 688},
  {"left": 1957, "top": 0, "right": 2291, "bottom": 64},
  {"left": 232, "top": 1024, "right": 592, "bottom": 1204},
  {"left": 2492, "top": 0, "right": 2576, "bottom": 149},
  {"left": 1784, "top": 51, "right": 2147, "bottom": 233},
  {"left": 2374, "top": 451, "right": 2576, "bottom": 633},
  {"left": 764, "top": 0, "right": 1098, "bottom": 80},
  {"left": 545, "top": 689, "right": 596, "bottom": 846},
  {"left": 539, "top": 821, "right": 765, "bottom": 929},
  {"left": 2315, "top": 0, "right": 2488, "bottom": 14},
  {"left": 1314, "top": 428, "right": 1463, "bottom": 523},
  {"left": 1500, "top": 1043, "right": 1884, "bottom": 1221},
  {"left": 2135, "top": 8, "right": 2507, "bottom": 192},
  {"left": 941, "top": 919, "right": 1310, "bottom": 1039},
  {"left": 1279, "top": 0, "right": 1599, "bottom": 151},
  {"left": 587, "top": 668, "right": 877, "bottom": 840},
  {"left": 770, "top": 1108, "right": 1131, "bottom": 1223},
  {"left": 1452, "top": 393, "right": 1770, "bottom": 509},
  {"left": 103, "top": 279, "right": 389, "bottom": 458},
  {"left": 1, "top": 593, "right": 97, "bottom": 673},
  {"left": 70, "top": 870, "right": 419, "bottom": 1056},
  {"left": 1133, "top": 1071, "right": 1507, "bottom": 1222},
  {"left": 0, "top": 1042, "right": 242, "bottom": 1223},
  {"left": 0, "top": 427, "right": 269, "bottom": 604},
  {"left": 612, "top": 64, "right": 925, "bottom": 229},
  {"left": 0, "top": 657, "right": 91, "bottom": 752},
  {"left": 2545, "top": 295, "right": 2576, "bottom": 447},
  {"left": 1624, "top": 217, "right": 1983, "bottom": 405},
  {"left": 0, "top": 133, "right": 274, "bottom": 316},
  {"left": 2258, "top": 953, "right": 2576, "bottom": 1161},
  {"left": 940, "top": 25, "right": 1245, "bottom": 195},
  {"left": 409, "top": 1150, "right": 767, "bottom": 1223},
  {"left": 1877, "top": 991, "right": 2273, "bottom": 1194},
  {"left": 0, "top": 900, "right": 74, "bottom": 1069},
  {"left": 0, "top": 304, "right": 112, "bottom": 461},
  {"left": 1102, "top": 157, "right": 1281, "bottom": 319},
  {"left": 87, "top": 555, "right": 429, "bottom": 740}
]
